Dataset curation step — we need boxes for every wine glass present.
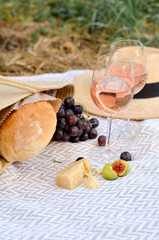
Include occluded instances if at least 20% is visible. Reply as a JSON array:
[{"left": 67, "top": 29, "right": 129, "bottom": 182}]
[
  {"left": 110, "top": 39, "right": 148, "bottom": 136},
  {"left": 90, "top": 54, "right": 134, "bottom": 158}
]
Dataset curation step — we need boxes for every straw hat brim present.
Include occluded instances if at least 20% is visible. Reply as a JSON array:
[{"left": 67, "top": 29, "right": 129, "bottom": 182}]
[{"left": 72, "top": 46, "right": 159, "bottom": 120}]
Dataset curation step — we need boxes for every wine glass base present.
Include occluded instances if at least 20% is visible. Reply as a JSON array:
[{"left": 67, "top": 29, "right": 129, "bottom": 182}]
[
  {"left": 89, "top": 140, "right": 122, "bottom": 166},
  {"left": 109, "top": 119, "right": 131, "bottom": 142},
  {"left": 121, "top": 121, "right": 141, "bottom": 139}
]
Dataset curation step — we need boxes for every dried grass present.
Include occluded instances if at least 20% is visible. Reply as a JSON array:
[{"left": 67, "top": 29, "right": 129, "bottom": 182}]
[{"left": 0, "top": 23, "right": 107, "bottom": 76}]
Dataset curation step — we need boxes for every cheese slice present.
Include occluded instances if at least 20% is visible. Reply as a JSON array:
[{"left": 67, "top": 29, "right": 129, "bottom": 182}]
[
  {"left": 84, "top": 172, "right": 100, "bottom": 189},
  {"left": 56, "top": 159, "right": 91, "bottom": 190}
]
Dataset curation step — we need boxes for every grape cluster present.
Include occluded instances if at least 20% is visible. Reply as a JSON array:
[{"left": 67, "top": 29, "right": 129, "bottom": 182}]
[{"left": 52, "top": 97, "right": 99, "bottom": 143}]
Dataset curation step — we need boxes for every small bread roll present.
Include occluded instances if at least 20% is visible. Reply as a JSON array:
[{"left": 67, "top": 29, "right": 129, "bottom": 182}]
[{"left": 0, "top": 101, "right": 56, "bottom": 162}]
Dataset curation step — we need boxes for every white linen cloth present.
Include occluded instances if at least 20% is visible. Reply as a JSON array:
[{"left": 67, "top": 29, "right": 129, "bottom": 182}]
[{"left": 0, "top": 70, "right": 159, "bottom": 240}]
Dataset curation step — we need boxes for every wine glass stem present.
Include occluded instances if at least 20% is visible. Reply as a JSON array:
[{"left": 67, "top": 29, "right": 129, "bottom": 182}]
[
  {"left": 106, "top": 115, "right": 113, "bottom": 146},
  {"left": 126, "top": 106, "right": 130, "bottom": 123}
]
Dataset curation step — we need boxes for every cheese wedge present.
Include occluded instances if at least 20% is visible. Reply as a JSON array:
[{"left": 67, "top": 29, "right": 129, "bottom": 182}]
[{"left": 56, "top": 159, "right": 91, "bottom": 190}]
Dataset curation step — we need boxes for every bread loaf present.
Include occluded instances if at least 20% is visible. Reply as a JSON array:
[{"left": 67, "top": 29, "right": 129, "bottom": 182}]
[{"left": 0, "top": 101, "right": 56, "bottom": 162}]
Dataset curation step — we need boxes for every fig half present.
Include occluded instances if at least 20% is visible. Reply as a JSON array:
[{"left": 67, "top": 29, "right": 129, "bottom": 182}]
[
  {"left": 102, "top": 163, "right": 118, "bottom": 180},
  {"left": 111, "top": 159, "right": 130, "bottom": 177},
  {"left": 102, "top": 160, "right": 130, "bottom": 180}
]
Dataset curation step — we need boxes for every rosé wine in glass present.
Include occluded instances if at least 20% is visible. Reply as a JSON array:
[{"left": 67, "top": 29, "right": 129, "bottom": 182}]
[{"left": 90, "top": 76, "right": 133, "bottom": 115}]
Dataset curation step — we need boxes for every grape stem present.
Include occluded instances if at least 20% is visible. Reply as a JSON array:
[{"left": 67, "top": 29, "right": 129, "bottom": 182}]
[{"left": 53, "top": 160, "right": 62, "bottom": 163}]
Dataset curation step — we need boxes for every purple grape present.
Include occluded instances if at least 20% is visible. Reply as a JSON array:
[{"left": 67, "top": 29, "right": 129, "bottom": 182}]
[
  {"left": 89, "top": 128, "right": 97, "bottom": 139},
  {"left": 80, "top": 133, "right": 89, "bottom": 141},
  {"left": 77, "top": 119, "right": 84, "bottom": 129},
  {"left": 83, "top": 123, "right": 91, "bottom": 133},
  {"left": 76, "top": 157, "right": 84, "bottom": 161},
  {"left": 70, "top": 137, "right": 80, "bottom": 143},
  {"left": 98, "top": 135, "right": 106, "bottom": 146},
  {"left": 57, "top": 118, "right": 67, "bottom": 129},
  {"left": 120, "top": 152, "right": 132, "bottom": 161},
  {"left": 69, "top": 126, "right": 79, "bottom": 137},
  {"left": 89, "top": 118, "right": 99, "bottom": 128},
  {"left": 67, "top": 115, "right": 79, "bottom": 126},
  {"left": 65, "top": 109, "right": 74, "bottom": 118},
  {"left": 60, "top": 102, "right": 66, "bottom": 110},
  {"left": 77, "top": 128, "right": 83, "bottom": 137},
  {"left": 77, "top": 119, "right": 87, "bottom": 130},
  {"left": 57, "top": 107, "right": 65, "bottom": 118},
  {"left": 74, "top": 105, "right": 83, "bottom": 114},
  {"left": 64, "top": 97, "right": 75, "bottom": 109},
  {"left": 61, "top": 131, "right": 70, "bottom": 141},
  {"left": 53, "top": 129, "right": 63, "bottom": 140}
]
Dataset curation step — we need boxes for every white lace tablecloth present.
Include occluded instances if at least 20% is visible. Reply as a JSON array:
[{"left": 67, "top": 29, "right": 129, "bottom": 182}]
[{"left": 0, "top": 70, "right": 159, "bottom": 240}]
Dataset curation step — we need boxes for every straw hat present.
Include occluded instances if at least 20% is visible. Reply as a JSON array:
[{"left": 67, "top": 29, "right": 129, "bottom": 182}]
[{"left": 73, "top": 46, "right": 159, "bottom": 120}]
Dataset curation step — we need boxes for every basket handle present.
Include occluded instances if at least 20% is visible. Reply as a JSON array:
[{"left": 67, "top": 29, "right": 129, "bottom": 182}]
[{"left": 0, "top": 75, "right": 42, "bottom": 93}]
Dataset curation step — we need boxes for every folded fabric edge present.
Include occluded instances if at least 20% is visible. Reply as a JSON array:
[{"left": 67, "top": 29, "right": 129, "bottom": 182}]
[{"left": 0, "top": 157, "right": 12, "bottom": 174}]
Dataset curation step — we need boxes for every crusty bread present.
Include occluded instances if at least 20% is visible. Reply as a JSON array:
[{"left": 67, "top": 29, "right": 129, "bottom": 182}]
[{"left": 0, "top": 101, "right": 57, "bottom": 162}]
